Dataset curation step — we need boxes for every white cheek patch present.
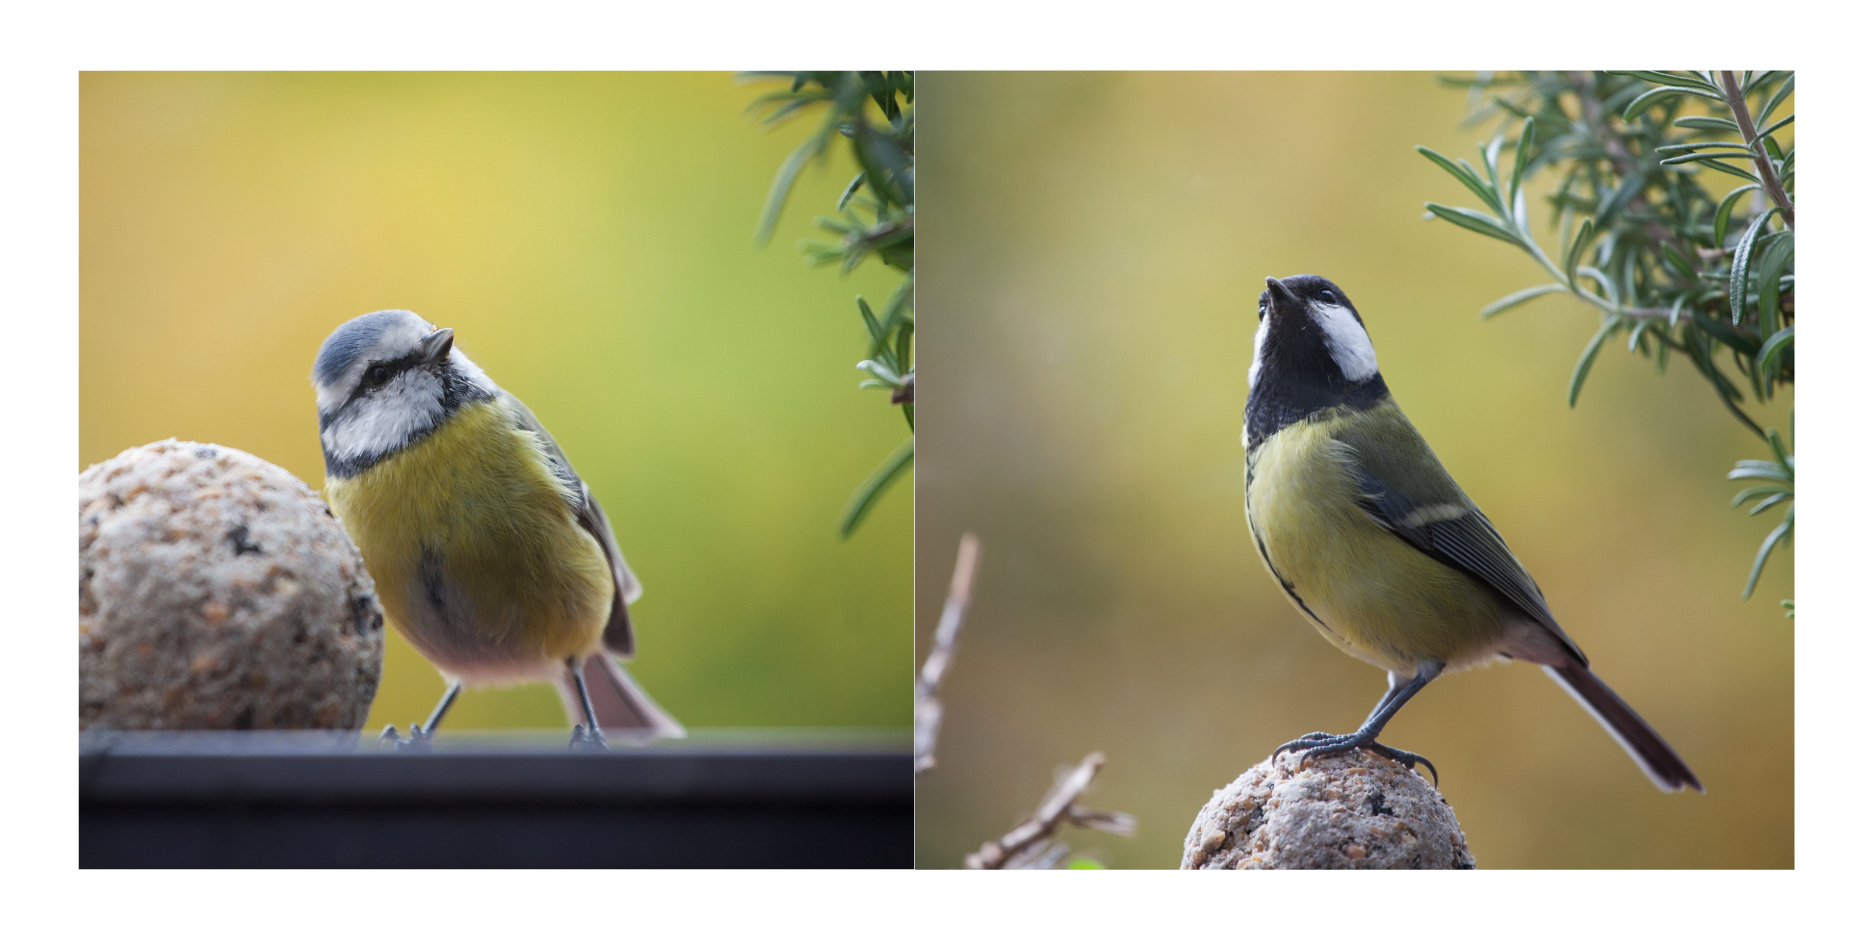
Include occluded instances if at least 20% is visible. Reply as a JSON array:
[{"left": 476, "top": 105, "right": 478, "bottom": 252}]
[
  {"left": 1246, "top": 318, "right": 1270, "bottom": 390},
  {"left": 321, "top": 371, "right": 446, "bottom": 461},
  {"left": 315, "top": 379, "right": 349, "bottom": 415},
  {"left": 1310, "top": 301, "right": 1379, "bottom": 382},
  {"left": 446, "top": 349, "right": 499, "bottom": 397}
]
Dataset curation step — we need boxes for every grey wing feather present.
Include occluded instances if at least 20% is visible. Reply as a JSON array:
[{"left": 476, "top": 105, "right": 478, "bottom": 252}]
[
  {"left": 504, "top": 392, "right": 642, "bottom": 658},
  {"left": 1340, "top": 422, "right": 1587, "bottom": 666}
]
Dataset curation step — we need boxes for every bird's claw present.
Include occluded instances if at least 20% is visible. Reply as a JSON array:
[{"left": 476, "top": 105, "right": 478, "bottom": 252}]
[
  {"left": 1293, "top": 731, "right": 1336, "bottom": 744},
  {"left": 1272, "top": 732, "right": 1439, "bottom": 787},
  {"left": 379, "top": 723, "right": 435, "bottom": 753},
  {"left": 1273, "top": 731, "right": 1351, "bottom": 757},
  {"left": 569, "top": 724, "right": 609, "bottom": 752},
  {"left": 1364, "top": 742, "right": 1438, "bottom": 787}
]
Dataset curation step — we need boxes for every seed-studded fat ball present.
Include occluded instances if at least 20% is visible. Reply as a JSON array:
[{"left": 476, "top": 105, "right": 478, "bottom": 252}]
[{"left": 80, "top": 439, "right": 385, "bottom": 730}]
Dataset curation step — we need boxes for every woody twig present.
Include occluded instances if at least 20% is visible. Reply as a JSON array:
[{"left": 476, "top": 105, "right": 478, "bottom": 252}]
[
  {"left": 962, "top": 751, "right": 1137, "bottom": 870},
  {"left": 914, "top": 532, "right": 980, "bottom": 776}
]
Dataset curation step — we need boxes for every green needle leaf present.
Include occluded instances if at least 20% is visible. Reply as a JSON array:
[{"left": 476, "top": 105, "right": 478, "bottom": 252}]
[
  {"left": 1673, "top": 116, "right": 1740, "bottom": 133},
  {"left": 1481, "top": 137, "right": 1506, "bottom": 204},
  {"left": 1656, "top": 142, "right": 1753, "bottom": 153},
  {"left": 856, "top": 296, "right": 885, "bottom": 345},
  {"left": 837, "top": 437, "right": 914, "bottom": 539},
  {"left": 1758, "top": 73, "right": 1795, "bottom": 125},
  {"left": 1480, "top": 283, "right": 1566, "bottom": 319},
  {"left": 755, "top": 136, "right": 822, "bottom": 246},
  {"left": 1628, "top": 319, "right": 1653, "bottom": 353},
  {"left": 1423, "top": 202, "right": 1521, "bottom": 246},
  {"left": 1416, "top": 146, "right": 1501, "bottom": 213},
  {"left": 1696, "top": 159, "right": 1766, "bottom": 183},
  {"left": 1564, "top": 218, "right": 1595, "bottom": 292},
  {"left": 1569, "top": 316, "right": 1622, "bottom": 407},
  {"left": 1758, "top": 113, "right": 1795, "bottom": 138},
  {"left": 1610, "top": 70, "right": 1718, "bottom": 92},
  {"left": 835, "top": 172, "right": 865, "bottom": 212},
  {"left": 1755, "top": 240, "right": 1793, "bottom": 345},
  {"left": 1747, "top": 492, "right": 1791, "bottom": 516},
  {"left": 1728, "top": 459, "right": 1791, "bottom": 482},
  {"left": 1730, "top": 209, "right": 1780, "bottom": 324},
  {"left": 1508, "top": 117, "right": 1535, "bottom": 206},
  {"left": 1712, "top": 184, "right": 1762, "bottom": 247},
  {"left": 1659, "top": 151, "right": 1753, "bottom": 166},
  {"left": 1574, "top": 263, "right": 1615, "bottom": 307},
  {"left": 1765, "top": 427, "right": 1792, "bottom": 467},
  {"left": 1622, "top": 84, "right": 1722, "bottom": 121},
  {"left": 1730, "top": 484, "right": 1789, "bottom": 508},
  {"left": 1741, "top": 514, "right": 1793, "bottom": 599},
  {"left": 1661, "top": 241, "right": 1697, "bottom": 281}
]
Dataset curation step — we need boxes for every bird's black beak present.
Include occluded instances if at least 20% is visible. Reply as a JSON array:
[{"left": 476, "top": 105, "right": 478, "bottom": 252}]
[
  {"left": 1259, "top": 276, "right": 1300, "bottom": 322},
  {"left": 1264, "top": 276, "right": 1298, "bottom": 305},
  {"left": 419, "top": 328, "right": 455, "bottom": 365}
]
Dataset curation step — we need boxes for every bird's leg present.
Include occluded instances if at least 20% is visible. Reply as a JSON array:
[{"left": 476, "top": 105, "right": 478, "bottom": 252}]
[
  {"left": 1365, "top": 671, "right": 1410, "bottom": 725},
  {"left": 381, "top": 681, "right": 461, "bottom": 753},
  {"left": 1288, "top": 673, "right": 1410, "bottom": 744},
  {"left": 1274, "top": 662, "right": 1444, "bottom": 784},
  {"left": 567, "top": 657, "right": 609, "bottom": 752}
]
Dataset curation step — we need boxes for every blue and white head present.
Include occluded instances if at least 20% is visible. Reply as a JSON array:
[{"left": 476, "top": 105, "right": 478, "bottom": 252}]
[{"left": 312, "top": 310, "right": 498, "bottom": 478}]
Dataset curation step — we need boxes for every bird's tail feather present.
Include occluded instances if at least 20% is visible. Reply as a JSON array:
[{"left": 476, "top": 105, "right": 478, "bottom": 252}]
[
  {"left": 555, "top": 653, "right": 686, "bottom": 744},
  {"left": 1544, "top": 661, "right": 1702, "bottom": 793}
]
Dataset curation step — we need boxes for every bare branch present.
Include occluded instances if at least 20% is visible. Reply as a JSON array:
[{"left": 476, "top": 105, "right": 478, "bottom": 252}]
[
  {"left": 914, "top": 532, "right": 980, "bottom": 775},
  {"left": 962, "top": 751, "right": 1136, "bottom": 869}
]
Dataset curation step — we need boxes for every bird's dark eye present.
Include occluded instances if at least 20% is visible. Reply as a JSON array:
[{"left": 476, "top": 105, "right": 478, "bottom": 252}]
[
  {"left": 366, "top": 365, "right": 390, "bottom": 387},
  {"left": 1319, "top": 290, "right": 1337, "bottom": 304}
]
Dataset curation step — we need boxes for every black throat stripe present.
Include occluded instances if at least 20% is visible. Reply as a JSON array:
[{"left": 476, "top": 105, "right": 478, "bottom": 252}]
[{"left": 1243, "top": 377, "right": 1389, "bottom": 453}]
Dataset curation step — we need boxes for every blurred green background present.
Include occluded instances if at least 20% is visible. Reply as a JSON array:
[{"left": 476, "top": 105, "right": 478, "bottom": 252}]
[
  {"left": 915, "top": 72, "right": 1791, "bottom": 869},
  {"left": 80, "top": 72, "right": 911, "bottom": 735}
]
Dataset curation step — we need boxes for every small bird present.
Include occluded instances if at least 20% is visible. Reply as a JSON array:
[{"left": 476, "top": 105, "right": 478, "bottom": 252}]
[
  {"left": 312, "top": 310, "right": 683, "bottom": 750},
  {"left": 1242, "top": 275, "right": 1700, "bottom": 792}
]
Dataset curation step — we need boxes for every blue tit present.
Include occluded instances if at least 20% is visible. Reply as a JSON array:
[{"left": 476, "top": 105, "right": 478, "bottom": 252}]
[
  {"left": 311, "top": 310, "right": 683, "bottom": 750},
  {"left": 1243, "top": 275, "right": 1700, "bottom": 792}
]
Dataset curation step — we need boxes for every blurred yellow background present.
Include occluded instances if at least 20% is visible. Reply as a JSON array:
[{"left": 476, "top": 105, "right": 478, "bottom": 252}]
[
  {"left": 915, "top": 72, "right": 1791, "bottom": 869},
  {"left": 80, "top": 72, "right": 910, "bottom": 735}
]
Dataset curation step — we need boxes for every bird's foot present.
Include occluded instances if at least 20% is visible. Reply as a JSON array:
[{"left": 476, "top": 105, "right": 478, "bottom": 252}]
[
  {"left": 1272, "top": 732, "right": 1438, "bottom": 787},
  {"left": 379, "top": 723, "right": 436, "bottom": 753},
  {"left": 568, "top": 724, "right": 609, "bottom": 752}
]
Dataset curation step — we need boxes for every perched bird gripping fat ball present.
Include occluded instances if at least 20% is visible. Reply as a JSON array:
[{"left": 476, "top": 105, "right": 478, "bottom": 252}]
[
  {"left": 312, "top": 310, "right": 683, "bottom": 750},
  {"left": 1241, "top": 275, "right": 1700, "bottom": 793}
]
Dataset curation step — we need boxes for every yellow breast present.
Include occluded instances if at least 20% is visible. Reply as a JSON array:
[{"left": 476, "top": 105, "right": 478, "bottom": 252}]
[
  {"left": 323, "top": 398, "right": 613, "bottom": 683},
  {"left": 1246, "top": 412, "right": 1504, "bottom": 674}
]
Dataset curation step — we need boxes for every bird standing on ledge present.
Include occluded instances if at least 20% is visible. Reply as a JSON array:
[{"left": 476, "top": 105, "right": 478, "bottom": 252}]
[
  {"left": 312, "top": 310, "right": 683, "bottom": 750},
  {"left": 1242, "top": 275, "right": 1700, "bottom": 792}
]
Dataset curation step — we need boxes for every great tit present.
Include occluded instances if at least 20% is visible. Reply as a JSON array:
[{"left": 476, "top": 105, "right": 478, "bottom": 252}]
[
  {"left": 1242, "top": 275, "right": 1701, "bottom": 792},
  {"left": 312, "top": 310, "right": 683, "bottom": 750}
]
